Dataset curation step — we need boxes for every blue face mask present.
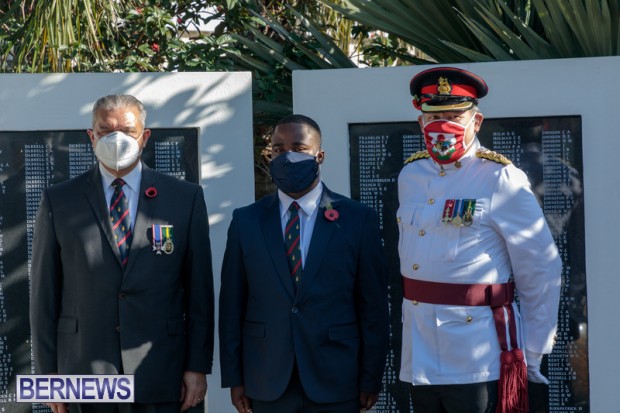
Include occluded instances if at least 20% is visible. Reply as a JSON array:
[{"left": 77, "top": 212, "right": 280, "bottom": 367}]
[{"left": 270, "top": 151, "right": 319, "bottom": 194}]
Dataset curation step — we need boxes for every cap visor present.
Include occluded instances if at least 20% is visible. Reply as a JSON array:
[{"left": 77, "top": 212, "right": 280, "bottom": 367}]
[{"left": 421, "top": 101, "right": 474, "bottom": 112}]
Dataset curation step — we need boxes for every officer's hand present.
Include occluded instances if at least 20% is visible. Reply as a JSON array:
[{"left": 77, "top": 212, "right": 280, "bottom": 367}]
[
  {"left": 525, "top": 349, "right": 549, "bottom": 385},
  {"left": 231, "top": 386, "right": 252, "bottom": 413}
]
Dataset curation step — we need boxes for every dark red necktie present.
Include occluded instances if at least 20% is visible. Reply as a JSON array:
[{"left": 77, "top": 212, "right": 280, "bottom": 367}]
[
  {"left": 285, "top": 202, "right": 302, "bottom": 288},
  {"left": 110, "top": 178, "right": 132, "bottom": 267}
]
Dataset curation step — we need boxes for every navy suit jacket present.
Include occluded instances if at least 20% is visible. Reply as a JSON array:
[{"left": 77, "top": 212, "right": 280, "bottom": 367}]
[
  {"left": 30, "top": 164, "right": 214, "bottom": 403},
  {"left": 219, "top": 185, "right": 389, "bottom": 403}
]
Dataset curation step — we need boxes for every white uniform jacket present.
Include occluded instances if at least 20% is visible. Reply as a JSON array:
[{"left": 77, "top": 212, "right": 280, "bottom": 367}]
[{"left": 398, "top": 139, "right": 562, "bottom": 386}]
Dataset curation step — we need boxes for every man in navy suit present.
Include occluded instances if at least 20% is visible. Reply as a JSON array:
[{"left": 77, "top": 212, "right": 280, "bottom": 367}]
[
  {"left": 31, "top": 95, "right": 214, "bottom": 413},
  {"left": 219, "top": 114, "right": 389, "bottom": 413}
]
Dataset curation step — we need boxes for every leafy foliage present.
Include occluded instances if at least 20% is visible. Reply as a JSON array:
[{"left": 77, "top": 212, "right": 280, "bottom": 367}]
[
  {"left": 0, "top": 0, "right": 123, "bottom": 72},
  {"left": 319, "top": 0, "right": 620, "bottom": 62},
  {"left": 201, "top": 1, "right": 359, "bottom": 125},
  {"left": 0, "top": 1, "right": 239, "bottom": 72}
]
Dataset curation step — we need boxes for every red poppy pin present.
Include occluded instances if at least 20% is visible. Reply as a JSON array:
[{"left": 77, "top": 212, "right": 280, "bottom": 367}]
[
  {"left": 324, "top": 202, "right": 339, "bottom": 221},
  {"left": 145, "top": 187, "right": 158, "bottom": 198}
]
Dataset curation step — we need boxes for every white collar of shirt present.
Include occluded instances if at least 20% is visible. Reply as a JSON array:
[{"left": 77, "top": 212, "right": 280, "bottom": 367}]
[{"left": 278, "top": 181, "right": 323, "bottom": 220}]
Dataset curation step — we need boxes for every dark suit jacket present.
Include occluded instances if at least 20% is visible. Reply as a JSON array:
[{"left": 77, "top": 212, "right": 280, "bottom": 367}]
[
  {"left": 30, "top": 164, "right": 214, "bottom": 403},
  {"left": 219, "top": 185, "right": 389, "bottom": 403}
]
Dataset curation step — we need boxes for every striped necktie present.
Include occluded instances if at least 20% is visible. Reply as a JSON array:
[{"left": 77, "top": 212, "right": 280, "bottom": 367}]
[
  {"left": 110, "top": 178, "right": 132, "bottom": 267},
  {"left": 285, "top": 201, "right": 302, "bottom": 288}
]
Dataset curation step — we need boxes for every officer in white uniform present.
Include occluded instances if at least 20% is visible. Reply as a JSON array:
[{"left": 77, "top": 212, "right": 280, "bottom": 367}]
[{"left": 398, "top": 67, "right": 562, "bottom": 413}]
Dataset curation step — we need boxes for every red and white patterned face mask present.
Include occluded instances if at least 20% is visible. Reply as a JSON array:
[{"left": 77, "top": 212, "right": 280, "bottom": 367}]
[{"left": 422, "top": 116, "right": 475, "bottom": 164}]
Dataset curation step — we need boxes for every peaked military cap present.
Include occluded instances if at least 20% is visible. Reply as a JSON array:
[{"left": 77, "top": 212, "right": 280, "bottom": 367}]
[{"left": 410, "top": 67, "right": 488, "bottom": 112}]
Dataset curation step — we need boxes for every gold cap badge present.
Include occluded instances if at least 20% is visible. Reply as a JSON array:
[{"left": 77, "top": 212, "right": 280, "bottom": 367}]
[{"left": 437, "top": 76, "right": 451, "bottom": 95}]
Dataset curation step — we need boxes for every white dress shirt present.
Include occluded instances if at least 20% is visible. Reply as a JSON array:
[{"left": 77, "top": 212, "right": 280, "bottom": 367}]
[{"left": 278, "top": 181, "right": 323, "bottom": 269}]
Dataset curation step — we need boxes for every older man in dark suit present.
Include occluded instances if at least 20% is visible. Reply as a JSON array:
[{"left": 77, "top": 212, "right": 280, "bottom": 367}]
[
  {"left": 219, "top": 114, "right": 389, "bottom": 413},
  {"left": 30, "top": 95, "right": 214, "bottom": 413}
]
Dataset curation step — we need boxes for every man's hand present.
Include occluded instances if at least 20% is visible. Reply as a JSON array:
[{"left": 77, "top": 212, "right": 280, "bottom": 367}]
[
  {"left": 230, "top": 385, "right": 252, "bottom": 413},
  {"left": 46, "top": 403, "right": 69, "bottom": 413},
  {"left": 179, "top": 371, "right": 207, "bottom": 411},
  {"left": 359, "top": 392, "right": 379, "bottom": 411}
]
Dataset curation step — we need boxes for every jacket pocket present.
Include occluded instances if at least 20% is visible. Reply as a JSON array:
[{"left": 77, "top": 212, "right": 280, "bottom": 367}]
[
  {"left": 435, "top": 306, "right": 499, "bottom": 375},
  {"left": 57, "top": 317, "right": 77, "bottom": 334}
]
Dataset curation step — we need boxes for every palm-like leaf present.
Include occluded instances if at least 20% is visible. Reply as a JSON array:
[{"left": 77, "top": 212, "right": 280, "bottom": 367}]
[
  {"left": 320, "top": 0, "right": 620, "bottom": 62},
  {"left": 320, "top": 0, "right": 478, "bottom": 62},
  {"left": 0, "top": 0, "right": 129, "bottom": 72}
]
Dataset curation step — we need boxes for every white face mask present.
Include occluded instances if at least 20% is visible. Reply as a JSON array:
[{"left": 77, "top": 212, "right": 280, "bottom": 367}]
[{"left": 94, "top": 131, "right": 142, "bottom": 171}]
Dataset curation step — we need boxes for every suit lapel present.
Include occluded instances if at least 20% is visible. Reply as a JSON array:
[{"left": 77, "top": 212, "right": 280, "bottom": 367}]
[
  {"left": 296, "top": 187, "right": 339, "bottom": 301},
  {"left": 261, "top": 195, "right": 296, "bottom": 299},
  {"left": 84, "top": 166, "right": 123, "bottom": 268},
  {"left": 125, "top": 166, "right": 156, "bottom": 274}
]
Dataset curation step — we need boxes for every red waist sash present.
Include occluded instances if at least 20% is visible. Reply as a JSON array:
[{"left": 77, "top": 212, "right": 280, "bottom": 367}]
[{"left": 402, "top": 277, "right": 514, "bottom": 307}]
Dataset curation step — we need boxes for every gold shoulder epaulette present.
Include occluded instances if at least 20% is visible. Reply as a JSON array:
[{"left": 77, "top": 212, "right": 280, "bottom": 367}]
[
  {"left": 476, "top": 148, "right": 512, "bottom": 165},
  {"left": 404, "top": 150, "right": 430, "bottom": 164}
]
